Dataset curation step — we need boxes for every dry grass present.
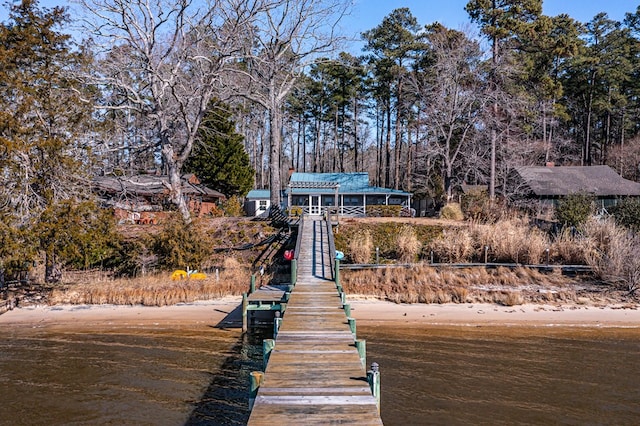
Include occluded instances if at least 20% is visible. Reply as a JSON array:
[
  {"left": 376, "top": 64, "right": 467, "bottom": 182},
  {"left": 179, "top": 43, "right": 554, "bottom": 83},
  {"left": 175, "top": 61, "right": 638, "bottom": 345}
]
[
  {"left": 440, "top": 203, "right": 464, "bottom": 220},
  {"left": 429, "top": 228, "right": 474, "bottom": 263},
  {"left": 342, "top": 265, "right": 596, "bottom": 305},
  {"left": 49, "top": 258, "right": 251, "bottom": 306},
  {"left": 396, "top": 225, "right": 421, "bottom": 263},
  {"left": 349, "top": 230, "right": 373, "bottom": 264},
  {"left": 471, "top": 217, "right": 550, "bottom": 264}
]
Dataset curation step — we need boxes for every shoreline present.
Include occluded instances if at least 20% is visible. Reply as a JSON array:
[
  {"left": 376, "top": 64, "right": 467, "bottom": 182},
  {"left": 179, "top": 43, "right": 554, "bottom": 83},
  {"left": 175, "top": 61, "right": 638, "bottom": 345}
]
[{"left": 1, "top": 296, "right": 639, "bottom": 329}]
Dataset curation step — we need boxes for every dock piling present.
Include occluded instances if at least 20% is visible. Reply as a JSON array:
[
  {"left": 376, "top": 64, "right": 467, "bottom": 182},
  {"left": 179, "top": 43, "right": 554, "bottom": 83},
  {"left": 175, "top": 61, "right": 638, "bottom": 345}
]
[{"left": 367, "top": 362, "right": 381, "bottom": 413}]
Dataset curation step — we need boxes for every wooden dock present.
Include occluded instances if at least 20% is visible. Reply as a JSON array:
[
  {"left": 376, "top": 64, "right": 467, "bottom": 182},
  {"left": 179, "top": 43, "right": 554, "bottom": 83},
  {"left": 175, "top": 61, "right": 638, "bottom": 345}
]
[{"left": 247, "top": 216, "right": 383, "bottom": 425}]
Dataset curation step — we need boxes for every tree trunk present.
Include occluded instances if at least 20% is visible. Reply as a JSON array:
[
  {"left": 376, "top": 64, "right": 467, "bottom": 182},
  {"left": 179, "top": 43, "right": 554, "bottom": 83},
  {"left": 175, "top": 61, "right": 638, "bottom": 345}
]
[
  {"left": 162, "top": 144, "right": 191, "bottom": 223},
  {"left": 45, "top": 250, "right": 62, "bottom": 284},
  {"left": 268, "top": 107, "right": 282, "bottom": 210}
]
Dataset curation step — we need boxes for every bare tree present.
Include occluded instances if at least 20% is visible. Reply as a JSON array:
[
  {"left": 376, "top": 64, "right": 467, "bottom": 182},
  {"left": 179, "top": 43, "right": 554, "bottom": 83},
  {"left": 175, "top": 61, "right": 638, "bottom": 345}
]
[
  {"left": 227, "top": 0, "right": 352, "bottom": 209},
  {"left": 79, "top": 0, "right": 258, "bottom": 221},
  {"left": 412, "top": 26, "right": 485, "bottom": 201}
]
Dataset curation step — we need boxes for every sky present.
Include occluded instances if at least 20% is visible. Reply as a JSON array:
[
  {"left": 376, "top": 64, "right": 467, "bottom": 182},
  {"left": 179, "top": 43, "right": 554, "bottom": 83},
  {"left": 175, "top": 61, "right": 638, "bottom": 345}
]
[
  {"left": 0, "top": 0, "right": 636, "bottom": 42},
  {"left": 342, "top": 0, "right": 637, "bottom": 40}
]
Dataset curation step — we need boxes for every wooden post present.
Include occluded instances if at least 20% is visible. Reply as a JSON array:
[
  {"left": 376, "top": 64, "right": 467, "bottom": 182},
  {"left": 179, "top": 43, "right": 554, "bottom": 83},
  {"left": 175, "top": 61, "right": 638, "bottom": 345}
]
[
  {"left": 367, "top": 362, "right": 380, "bottom": 413},
  {"left": 263, "top": 339, "right": 275, "bottom": 370},
  {"left": 347, "top": 317, "right": 356, "bottom": 338},
  {"left": 242, "top": 292, "right": 248, "bottom": 333},
  {"left": 340, "top": 292, "right": 346, "bottom": 306},
  {"left": 335, "top": 258, "right": 340, "bottom": 288},
  {"left": 250, "top": 274, "right": 256, "bottom": 294},
  {"left": 343, "top": 303, "right": 351, "bottom": 317},
  {"left": 249, "top": 371, "right": 264, "bottom": 410},
  {"left": 355, "top": 339, "right": 366, "bottom": 368},
  {"left": 291, "top": 259, "right": 297, "bottom": 285}
]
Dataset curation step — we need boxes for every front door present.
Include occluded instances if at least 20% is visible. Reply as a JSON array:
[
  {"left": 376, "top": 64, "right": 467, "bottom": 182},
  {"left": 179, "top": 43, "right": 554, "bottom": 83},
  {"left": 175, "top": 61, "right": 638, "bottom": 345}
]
[{"left": 309, "top": 195, "right": 321, "bottom": 215}]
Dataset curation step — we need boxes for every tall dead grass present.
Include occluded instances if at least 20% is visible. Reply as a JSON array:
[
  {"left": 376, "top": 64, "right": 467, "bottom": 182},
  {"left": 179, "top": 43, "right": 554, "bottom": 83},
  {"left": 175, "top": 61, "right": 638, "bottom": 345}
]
[
  {"left": 471, "top": 217, "right": 550, "bottom": 264},
  {"left": 342, "top": 265, "right": 581, "bottom": 305},
  {"left": 583, "top": 218, "right": 640, "bottom": 294},
  {"left": 49, "top": 258, "right": 251, "bottom": 306},
  {"left": 429, "top": 228, "right": 474, "bottom": 263},
  {"left": 349, "top": 230, "right": 373, "bottom": 264},
  {"left": 396, "top": 225, "right": 421, "bottom": 263}
]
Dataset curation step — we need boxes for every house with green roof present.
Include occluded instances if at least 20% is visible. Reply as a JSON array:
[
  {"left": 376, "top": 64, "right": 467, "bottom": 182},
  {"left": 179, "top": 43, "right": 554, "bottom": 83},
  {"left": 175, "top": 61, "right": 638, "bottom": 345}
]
[
  {"left": 286, "top": 172, "right": 412, "bottom": 217},
  {"left": 245, "top": 189, "right": 272, "bottom": 217}
]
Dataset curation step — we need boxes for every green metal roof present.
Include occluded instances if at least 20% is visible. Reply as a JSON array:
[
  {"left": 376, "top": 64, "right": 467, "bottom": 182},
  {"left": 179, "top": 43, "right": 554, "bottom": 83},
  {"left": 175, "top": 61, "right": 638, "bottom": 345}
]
[
  {"left": 246, "top": 189, "right": 271, "bottom": 199},
  {"left": 288, "top": 172, "right": 411, "bottom": 196}
]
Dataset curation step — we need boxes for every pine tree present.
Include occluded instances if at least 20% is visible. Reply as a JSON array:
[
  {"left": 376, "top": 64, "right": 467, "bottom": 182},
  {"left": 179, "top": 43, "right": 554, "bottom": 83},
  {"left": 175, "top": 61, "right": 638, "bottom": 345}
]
[{"left": 185, "top": 100, "right": 255, "bottom": 198}]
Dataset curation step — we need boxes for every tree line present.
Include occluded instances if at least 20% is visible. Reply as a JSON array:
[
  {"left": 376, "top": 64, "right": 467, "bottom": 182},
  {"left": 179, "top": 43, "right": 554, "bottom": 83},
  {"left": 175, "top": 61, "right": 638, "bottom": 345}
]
[{"left": 2, "top": 0, "right": 640, "bottom": 281}]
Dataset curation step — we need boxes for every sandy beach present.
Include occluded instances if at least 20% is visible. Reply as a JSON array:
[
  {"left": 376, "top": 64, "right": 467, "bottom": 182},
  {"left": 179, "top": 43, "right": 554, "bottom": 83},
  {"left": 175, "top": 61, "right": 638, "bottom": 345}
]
[{"left": 1, "top": 297, "right": 639, "bottom": 328}]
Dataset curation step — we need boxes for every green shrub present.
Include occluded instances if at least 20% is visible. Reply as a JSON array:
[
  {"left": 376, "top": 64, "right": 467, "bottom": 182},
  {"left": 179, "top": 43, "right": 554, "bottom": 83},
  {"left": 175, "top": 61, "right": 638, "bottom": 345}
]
[
  {"left": 366, "top": 205, "right": 402, "bottom": 217},
  {"left": 439, "top": 203, "right": 464, "bottom": 221},
  {"left": 610, "top": 198, "right": 640, "bottom": 231},
  {"left": 152, "top": 216, "right": 212, "bottom": 270},
  {"left": 556, "top": 193, "right": 594, "bottom": 227}
]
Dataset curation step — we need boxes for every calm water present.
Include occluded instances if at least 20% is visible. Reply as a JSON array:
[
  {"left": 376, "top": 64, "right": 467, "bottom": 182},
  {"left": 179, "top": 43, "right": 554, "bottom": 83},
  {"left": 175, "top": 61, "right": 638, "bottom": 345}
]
[
  {"left": 360, "top": 325, "right": 640, "bottom": 426},
  {"left": 1, "top": 322, "right": 639, "bottom": 425}
]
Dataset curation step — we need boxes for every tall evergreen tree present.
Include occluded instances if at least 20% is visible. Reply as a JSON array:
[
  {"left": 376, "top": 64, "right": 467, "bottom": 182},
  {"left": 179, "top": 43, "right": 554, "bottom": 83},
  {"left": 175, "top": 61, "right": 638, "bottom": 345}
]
[
  {"left": 0, "top": 0, "right": 102, "bottom": 282},
  {"left": 185, "top": 100, "right": 254, "bottom": 198}
]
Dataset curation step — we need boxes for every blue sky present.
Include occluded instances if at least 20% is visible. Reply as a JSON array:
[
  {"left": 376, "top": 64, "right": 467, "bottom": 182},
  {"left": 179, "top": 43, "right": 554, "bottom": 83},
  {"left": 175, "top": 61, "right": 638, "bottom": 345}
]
[
  {"left": 0, "top": 0, "right": 636, "bottom": 41},
  {"left": 344, "top": 0, "right": 636, "bottom": 38}
]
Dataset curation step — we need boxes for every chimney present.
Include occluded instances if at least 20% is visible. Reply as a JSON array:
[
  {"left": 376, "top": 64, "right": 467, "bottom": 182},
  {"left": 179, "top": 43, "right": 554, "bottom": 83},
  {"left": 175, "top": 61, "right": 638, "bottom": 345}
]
[{"left": 288, "top": 167, "right": 295, "bottom": 181}]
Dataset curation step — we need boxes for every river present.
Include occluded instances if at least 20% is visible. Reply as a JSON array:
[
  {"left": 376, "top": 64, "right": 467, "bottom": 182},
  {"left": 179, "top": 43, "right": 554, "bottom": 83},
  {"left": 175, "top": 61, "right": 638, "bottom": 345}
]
[{"left": 1, "top": 322, "right": 638, "bottom": 425}]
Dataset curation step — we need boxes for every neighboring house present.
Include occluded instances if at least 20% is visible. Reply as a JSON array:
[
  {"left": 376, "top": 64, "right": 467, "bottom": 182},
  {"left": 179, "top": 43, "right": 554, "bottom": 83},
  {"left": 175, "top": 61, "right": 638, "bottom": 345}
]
[
  {"left": 510, "top": 165, "right": 640, "bottom": 211},
  {"left": 286, "top": 172, "right": 412, "bottom": 217},
  {"left": 245, "top": 189, "right": 271, "bottom": 218},
  {"left": 94, "top": 173, "right": 226, "bottom": 222}
]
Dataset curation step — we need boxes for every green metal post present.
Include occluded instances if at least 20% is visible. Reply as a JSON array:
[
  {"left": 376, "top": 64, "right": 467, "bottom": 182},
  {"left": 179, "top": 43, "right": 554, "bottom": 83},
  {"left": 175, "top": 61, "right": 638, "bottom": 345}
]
[
  {"left": 355, "top": 339, "right": 366, "bottom": 368},
  {"left": 367, "top": 362, "right": 380, "bottom": 413},
  {"left": 263, "top": 339, "right": 275, "bottom": 370},
  {"left": 291, "top": 259, "right": 297, "bottom": 285},
  {"left": 249, "top": 371, "right": 264, "bottom": 410},
  {"left": 347, "top": 317, "right": 356, "bottom": 338},
  {"left": 250, "top": 274, "right": 256, "bottom": 294},
  {"left": 343, "top": 303, "right": 351, "bottom": 317}
]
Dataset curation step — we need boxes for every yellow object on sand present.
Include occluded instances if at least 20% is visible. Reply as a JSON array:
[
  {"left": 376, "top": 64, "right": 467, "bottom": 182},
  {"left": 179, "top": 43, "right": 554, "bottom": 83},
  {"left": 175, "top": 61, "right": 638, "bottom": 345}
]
[
  {"left": 171, "top": 270, "right": 188, "bottom": 280},
  {"left": 189, "top": 272, "right": 207, "bottom": 280}
]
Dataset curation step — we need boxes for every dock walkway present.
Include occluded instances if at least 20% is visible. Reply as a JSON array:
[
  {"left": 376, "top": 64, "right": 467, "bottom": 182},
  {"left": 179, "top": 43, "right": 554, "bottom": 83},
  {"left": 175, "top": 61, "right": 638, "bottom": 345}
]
[{"left": 247, "top": 216, "right": 382, "bottom": 425}]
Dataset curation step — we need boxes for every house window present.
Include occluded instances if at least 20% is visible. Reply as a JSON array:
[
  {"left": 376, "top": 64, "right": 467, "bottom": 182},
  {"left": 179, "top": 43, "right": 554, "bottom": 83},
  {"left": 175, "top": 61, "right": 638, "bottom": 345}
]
[
  {"left": 322, "top": 195, "right": 335, "bottom": 206},
  {"left": 343, "top": 195, "right": 363, "bottom": 206},
  {"left": 258, "top": 200, "right": 268, "bottom": 211}
]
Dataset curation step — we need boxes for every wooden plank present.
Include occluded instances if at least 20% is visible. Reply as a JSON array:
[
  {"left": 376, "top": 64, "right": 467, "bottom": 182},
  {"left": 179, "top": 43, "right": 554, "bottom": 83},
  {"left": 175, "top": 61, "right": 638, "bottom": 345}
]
[{"left": 248, "top": 216, "right": 382, "bottom": 425}]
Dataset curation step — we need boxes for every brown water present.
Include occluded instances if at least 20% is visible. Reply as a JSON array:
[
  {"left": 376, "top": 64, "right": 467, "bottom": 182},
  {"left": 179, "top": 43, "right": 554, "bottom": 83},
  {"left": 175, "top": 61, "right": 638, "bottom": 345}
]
[
  {"left": 1, "top": 323, "right": 639, "bottom": 425},
  {"left": 360, "top": 325, "right": 640, "bottom": 426},
  {"left": 0, "top": 323, "right": 265, "bottom": 425}
]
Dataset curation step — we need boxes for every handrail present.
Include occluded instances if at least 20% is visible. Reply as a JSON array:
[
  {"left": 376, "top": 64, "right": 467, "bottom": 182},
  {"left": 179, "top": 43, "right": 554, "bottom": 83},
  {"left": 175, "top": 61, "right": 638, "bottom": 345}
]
[
  {"left": 294, "top": 216, "right": 304, "bottom": 261},
  {"left": 325, "top": 217, "right": 336, "bottom": 280}
]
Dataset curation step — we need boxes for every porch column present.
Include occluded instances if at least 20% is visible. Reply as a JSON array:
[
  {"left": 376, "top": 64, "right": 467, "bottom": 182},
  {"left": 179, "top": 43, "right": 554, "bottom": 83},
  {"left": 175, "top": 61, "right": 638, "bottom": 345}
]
[
  {"left": 335, "top": 184, "right": 339, "bottom": 215},
  {"left": 287, "top": 184, "right": 292, "bottom": 215},
  {"left": 363, "top": 194, "right": 367, "bottom": 216}
]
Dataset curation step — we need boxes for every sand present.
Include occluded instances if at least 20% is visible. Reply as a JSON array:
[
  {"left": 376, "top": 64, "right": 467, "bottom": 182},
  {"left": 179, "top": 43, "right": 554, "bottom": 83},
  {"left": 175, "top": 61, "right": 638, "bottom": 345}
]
[{"left": 1, "top": 296, "right": 639, "bottom": 328}]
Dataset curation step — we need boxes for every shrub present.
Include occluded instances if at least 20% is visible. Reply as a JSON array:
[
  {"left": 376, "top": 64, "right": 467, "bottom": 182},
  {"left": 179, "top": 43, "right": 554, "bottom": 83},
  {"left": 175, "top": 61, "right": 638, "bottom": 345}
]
[
  {"left": 610, "top": 198, "right": 640, "bottom": 232},
  {"left": 439, "top": 203, "right": 464, "bottom": 221},
  {"left": 349, "top": 230, "right": 373, "bottom": 264},
  {"left": 556, "top": 193, "right": 594, "bottom": 227},
  {"left": 222, "top": 196, "right": 244, "bottom": 217},
  {"left": 152, "top": 216, "right": 212, "bottom": 270},
  {"left": 396, "top": 225, "right": 421, "bottom": 263},
  {"left": 461, "top": 188, "right": 489, "bottom": 221},
  {"left": 366, "top": 205, "right": 402, "bottom": 217}
]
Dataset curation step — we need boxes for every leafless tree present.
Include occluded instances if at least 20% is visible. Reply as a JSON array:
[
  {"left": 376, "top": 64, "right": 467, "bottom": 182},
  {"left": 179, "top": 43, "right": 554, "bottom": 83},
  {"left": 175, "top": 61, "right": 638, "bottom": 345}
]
[
  {"left": 411, "top": 26, "right": 485, "bottom": 201},
  {"left": 78, "top": 0, "right": 260, "bottom": 221},
  {"left": 226, "top": 0, "right": 352, "bottom": 208}
]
